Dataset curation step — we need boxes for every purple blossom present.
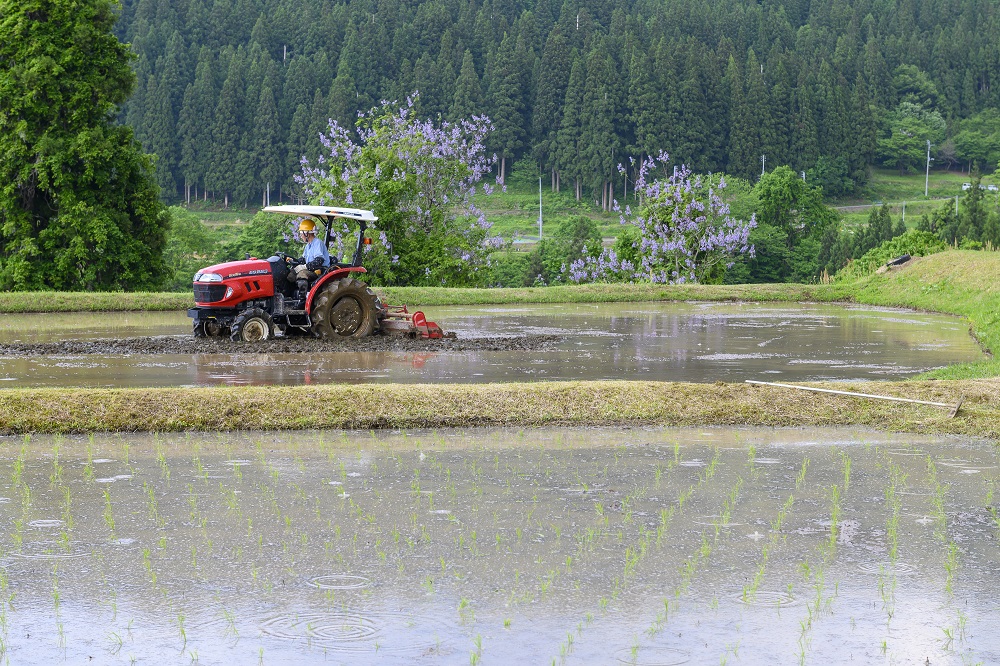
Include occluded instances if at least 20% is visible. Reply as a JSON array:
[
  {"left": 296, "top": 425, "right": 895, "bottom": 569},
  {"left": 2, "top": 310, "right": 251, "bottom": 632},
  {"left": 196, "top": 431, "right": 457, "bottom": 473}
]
[
  {"left": 297, "top": 93, "right": 499, "bottom": 285},
  {"left": 566, "top": 155, "right": 756, "bottom": 285}
]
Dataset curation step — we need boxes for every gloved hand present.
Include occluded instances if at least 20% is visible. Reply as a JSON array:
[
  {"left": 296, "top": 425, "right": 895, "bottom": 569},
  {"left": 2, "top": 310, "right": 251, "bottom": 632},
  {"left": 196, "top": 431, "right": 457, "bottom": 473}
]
[{"left": 306, "top": 257, "right": 325, "bottom": 271}]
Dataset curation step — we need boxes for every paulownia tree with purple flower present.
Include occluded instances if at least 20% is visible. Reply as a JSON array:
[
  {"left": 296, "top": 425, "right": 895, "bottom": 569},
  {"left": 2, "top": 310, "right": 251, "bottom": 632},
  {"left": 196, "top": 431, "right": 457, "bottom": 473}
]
[
  {"left": 298, "top": 94, "right": 503, "bottom": 286},
  {"left": 567, "top": 153, "right": 757, "bottom": 284}
]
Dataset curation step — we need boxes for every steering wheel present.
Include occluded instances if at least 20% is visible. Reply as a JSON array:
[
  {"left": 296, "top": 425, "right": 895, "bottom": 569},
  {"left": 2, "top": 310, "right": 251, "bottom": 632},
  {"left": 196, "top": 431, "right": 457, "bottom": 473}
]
[{"left": 274, "top": 252, "right": 299, "bottom": 264}]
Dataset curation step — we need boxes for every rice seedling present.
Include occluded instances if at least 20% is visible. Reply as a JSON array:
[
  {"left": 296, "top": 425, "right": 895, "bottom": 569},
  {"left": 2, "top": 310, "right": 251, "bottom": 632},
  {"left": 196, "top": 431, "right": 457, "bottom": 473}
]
[
  {"left": 944, "top": 542, "right": 959, "bottom": 595},
  {"left": 142, "top": 547, "right": 158, "bottom": 588},
  {"left": 926, "top": 457, "right": 949, "bottom": 541},
  {"left": 50, "top": 437, "right": 63, "bottom": 485},
  {"left": 840, "top": 452, "right": 852, "bottom": 492},
  {"left": 175, "top": 612, "right": 187, "bottom": 650},
  {"left": 143, "top": 481, "right": 164, "bottom": 527},
  {"left": 108, "top": 632, "right": 123, "bottom": 655},
  {"left": 103, "top": 489, "right": 116, "bottom": 540},
  {"left": 828, "top": 485, "right": 841, "bottom": 547}
]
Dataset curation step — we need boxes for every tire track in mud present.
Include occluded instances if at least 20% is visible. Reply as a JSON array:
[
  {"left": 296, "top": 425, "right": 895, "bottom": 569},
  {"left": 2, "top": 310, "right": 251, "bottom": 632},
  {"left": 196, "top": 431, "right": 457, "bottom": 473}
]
[{"left": 0, "top": 334, "right": 561, "bottom": 357}]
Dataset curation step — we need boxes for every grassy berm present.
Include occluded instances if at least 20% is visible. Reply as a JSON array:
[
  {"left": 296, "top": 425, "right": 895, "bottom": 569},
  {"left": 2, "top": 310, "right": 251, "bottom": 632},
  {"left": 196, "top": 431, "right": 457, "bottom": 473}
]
[
  {"left": 0, "top": 380, "right": 993, "bottom": 437},
  {"left": 0, "top": 250, "right": 996, "bottom": 434}
]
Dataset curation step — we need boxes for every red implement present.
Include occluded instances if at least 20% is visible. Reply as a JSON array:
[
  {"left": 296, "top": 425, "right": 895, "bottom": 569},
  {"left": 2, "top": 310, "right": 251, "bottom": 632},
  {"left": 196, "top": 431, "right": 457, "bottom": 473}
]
[{"left": 380, "top": 305, "right": 454, "bottom": 339}]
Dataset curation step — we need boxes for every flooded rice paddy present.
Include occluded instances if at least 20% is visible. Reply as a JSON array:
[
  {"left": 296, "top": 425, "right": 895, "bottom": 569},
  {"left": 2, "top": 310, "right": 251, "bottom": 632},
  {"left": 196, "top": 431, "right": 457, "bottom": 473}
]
[
  {"left": 0, "top": 302, "right": 984, "bottom": 387},
  {"left": 1, "top": 426, "right": 998, "bottom": 664}
]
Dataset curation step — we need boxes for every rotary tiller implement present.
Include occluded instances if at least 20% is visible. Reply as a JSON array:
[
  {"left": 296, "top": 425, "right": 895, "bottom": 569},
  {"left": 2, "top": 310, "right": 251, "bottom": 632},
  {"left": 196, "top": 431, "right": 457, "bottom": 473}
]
[{"left": 187, "top": 205, "right": 452, "bottom": 342}]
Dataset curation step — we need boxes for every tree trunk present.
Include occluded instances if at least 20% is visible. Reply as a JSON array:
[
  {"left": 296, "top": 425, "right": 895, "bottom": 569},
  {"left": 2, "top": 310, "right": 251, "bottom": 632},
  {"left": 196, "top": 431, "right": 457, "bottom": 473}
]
[
  {"left": 500, "top": 156, "right": 506, "bottom": 183},
  {"left": 609, "top": 180, "right": 614, "bottom": 210},
  {"left": 224, "top": 193, "right": 229, "bottom": 209}
]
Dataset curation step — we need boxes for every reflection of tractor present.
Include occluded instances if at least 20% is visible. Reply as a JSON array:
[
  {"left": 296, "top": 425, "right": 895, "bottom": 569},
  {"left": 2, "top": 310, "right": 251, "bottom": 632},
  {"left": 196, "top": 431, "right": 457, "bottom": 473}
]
[{"left": 188, "top": 205, "right": 448, "bottom": 341}]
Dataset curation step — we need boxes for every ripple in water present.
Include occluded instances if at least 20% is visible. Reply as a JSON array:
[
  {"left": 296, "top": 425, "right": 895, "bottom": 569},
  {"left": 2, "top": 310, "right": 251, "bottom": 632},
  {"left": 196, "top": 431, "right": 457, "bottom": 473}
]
[
  {"left": 96, "top": 474, "right": 133, "bottom": 484},
  {"left": 28, "top": 519, "right": 65, "bottom": 529},
  {"left": 307, "top": 574, "right": 372, "bottom": 590},
  {"left": 259, "top": 610, "right": 452, "bottom": 656},
  {"left": 735, "top": 589, "right": 802, "bottom": 607},
  {"left": 857, "top": 561, "right": 916, "bottom": 576},
  {"left": 614, "top": 646, "right": 690, "bottom": 665},
  {"left": 15, "top": 541, "right": 86, "bottom": 560}
]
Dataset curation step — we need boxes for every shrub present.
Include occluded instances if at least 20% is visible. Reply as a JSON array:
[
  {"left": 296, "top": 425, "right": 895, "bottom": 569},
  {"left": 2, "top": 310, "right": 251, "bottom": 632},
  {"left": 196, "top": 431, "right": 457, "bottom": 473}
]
[{"left": 834, "top": 229, "right": 946, "bottom": 281}]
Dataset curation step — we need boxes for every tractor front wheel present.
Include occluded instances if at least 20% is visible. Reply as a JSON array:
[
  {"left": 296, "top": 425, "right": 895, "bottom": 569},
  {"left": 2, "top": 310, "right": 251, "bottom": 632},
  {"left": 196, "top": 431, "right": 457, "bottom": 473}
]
[
  {"left": 311, "top": 278, "right": 382, "bottom": 339},
  {"left": 230, "top": 308, "right": 273, "bottom": 342},
  {"left": 194, "top": 319, "right": 225, "bottom": 338}
]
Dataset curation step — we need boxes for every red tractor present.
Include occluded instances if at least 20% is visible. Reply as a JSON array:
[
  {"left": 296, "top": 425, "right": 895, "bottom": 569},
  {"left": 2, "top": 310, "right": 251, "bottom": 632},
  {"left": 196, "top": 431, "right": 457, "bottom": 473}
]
[{"left": 187, "top": 205, "right": 446, "bottom": 341}]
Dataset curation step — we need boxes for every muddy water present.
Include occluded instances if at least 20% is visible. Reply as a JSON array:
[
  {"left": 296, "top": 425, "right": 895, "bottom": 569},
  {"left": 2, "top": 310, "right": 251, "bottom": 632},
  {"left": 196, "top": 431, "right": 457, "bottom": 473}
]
[
  {"left": 0, "top": 426, "right": 998, "bottom": 664},
  {"left": 0, "top": 302, "right": 983, "bottom": 387}
]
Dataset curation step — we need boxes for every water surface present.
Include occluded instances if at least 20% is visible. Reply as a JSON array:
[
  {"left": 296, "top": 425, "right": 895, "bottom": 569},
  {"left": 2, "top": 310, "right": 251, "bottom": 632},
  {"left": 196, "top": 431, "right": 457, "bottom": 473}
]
[
  {"left": 0, "top": 426, "right": 997, "bottom": 664},
  {"left": 0, "top": 302, "right": 982, "bottom": 387}
]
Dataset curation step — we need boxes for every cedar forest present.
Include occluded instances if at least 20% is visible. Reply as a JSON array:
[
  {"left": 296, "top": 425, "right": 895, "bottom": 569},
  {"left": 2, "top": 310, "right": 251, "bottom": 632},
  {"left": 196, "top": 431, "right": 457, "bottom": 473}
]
[{"left": 120, "top": 0, "right": 1000, "bottom": 207}]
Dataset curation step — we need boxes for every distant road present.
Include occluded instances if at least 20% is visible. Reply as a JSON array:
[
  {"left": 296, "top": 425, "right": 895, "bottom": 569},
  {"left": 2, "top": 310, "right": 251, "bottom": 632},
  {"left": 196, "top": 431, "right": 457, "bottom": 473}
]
[{"left": 832, "top": 197, "right": 953, "bottom": 212}]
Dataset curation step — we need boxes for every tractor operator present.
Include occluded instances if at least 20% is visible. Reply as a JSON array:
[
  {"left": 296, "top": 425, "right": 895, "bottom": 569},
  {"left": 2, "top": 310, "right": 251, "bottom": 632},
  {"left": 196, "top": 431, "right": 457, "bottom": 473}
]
[{"left": 289, "top": 218, "right": 331, "bottom": 296}]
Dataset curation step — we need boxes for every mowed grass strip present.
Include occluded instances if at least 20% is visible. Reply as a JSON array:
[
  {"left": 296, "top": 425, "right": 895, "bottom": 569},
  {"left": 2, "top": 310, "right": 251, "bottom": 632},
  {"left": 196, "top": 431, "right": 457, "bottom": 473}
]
[
  {"left": 1, "top": 380, "right": 994, "bottom": 437},
  {"left": 0, "top": 291, "right": 191, "bottom": 313}
]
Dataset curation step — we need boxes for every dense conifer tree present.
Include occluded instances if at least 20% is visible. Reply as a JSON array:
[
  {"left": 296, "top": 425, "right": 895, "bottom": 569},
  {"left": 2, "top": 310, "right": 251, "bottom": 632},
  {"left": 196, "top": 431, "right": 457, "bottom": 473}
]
[
  {"left": 451, "top": 50, "right": 484, "bottom": 121},
  {"left": 0, "top": 0, "right": 168, "bottom": 290},
  {"left": 109, "top": 0, "right": 1000, "bottom": 205}
]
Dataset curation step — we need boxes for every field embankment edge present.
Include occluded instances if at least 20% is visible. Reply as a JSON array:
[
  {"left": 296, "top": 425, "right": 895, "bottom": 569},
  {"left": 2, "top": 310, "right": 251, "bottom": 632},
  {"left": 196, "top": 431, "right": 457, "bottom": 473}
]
[{"left": 1, "top": 380, "right": 995, "bottom": 438}]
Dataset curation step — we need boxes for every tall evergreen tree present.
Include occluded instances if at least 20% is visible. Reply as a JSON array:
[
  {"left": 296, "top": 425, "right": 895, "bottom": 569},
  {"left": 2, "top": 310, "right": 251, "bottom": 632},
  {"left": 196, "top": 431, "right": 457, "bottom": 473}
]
[
  {"left": 177, "top": 47, "right": 215, "bottom": 202},
  {"left": 627, "top": 49, "right": 664, "bottom": 161},
  {"left": 0, "top": 0, "right": 168, "bottom": 290},
  {"left": 531, "top": 30, "right": 571, "bottom": 185},
  {"left": 143, "top": 74, "right": 178, "bottom": 197},
  {"left": 451, "top": 49, "right": 483, "bottom": 121},
  {"left": 328, "top": 55, "right": 359, "bottom": 131},
  {"left": 744, "top": 50, "right": 775, "bottom": 179},
  {"left": 790, "top": 75, "right": 819, "bottom": 170},
  {"left": 208, "top": 51, "right": 246, "bottom": 206},
  {"left": 581, "top": 43, "right": 619, "bottom": 210},
  {"left": 489, "top": 32, "right": 527, "bottom": 181},
  {"left": 251, "top": 85, "right": 282, "bottom": 205},
  {"left": 556, "top": 55, "right": 585, "bottom": 200},
  {"left": 285, "top": 102, "right": 311, "bottom": 198},
  {"left": 725, "top": 55, "right": 754, "bottom": 177}
]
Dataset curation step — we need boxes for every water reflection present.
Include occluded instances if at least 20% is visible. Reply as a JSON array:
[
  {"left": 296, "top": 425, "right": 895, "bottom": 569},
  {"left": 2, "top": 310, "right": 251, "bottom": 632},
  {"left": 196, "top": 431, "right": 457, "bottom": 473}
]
[
  {"left": 0, "top": 302, "right": 984, "bottom": 387},
  {"left": 0, "top": 427, "right": 998, "bottom": 664}
]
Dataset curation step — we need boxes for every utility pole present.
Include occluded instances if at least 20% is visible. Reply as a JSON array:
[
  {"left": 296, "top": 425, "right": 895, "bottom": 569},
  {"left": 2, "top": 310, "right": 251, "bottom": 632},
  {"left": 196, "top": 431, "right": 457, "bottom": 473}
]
[
  {"left": 538, "top": 176, "right": 543, "bottom": 241},
  {"left": 925, "top": 140, "right": 932, "bottom": 197},
  {"left": 801, "top": 171, "right": 806, "bottom": 182},
  {"left": 761, "top": 154, "right": 766, "bottom": 177}
]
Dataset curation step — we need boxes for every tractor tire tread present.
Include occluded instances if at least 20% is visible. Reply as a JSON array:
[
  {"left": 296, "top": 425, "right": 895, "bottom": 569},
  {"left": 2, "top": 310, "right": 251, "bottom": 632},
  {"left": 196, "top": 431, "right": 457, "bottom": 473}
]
[{"left": 310, "top": 277, "right": 383, "bottom": 339}]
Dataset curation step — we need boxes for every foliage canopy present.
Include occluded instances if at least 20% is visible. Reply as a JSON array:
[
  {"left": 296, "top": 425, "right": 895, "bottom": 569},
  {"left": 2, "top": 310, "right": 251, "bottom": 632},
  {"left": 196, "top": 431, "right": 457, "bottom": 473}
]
[{"left": 0, "top": 0, "right": 169, "bottom": 290}]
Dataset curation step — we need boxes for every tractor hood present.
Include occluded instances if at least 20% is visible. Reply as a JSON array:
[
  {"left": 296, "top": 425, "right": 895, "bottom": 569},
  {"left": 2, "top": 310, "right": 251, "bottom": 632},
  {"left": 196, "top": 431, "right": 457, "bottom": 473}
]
[{"left": 194, "top": 258, "right": 272, "bottom": 282}]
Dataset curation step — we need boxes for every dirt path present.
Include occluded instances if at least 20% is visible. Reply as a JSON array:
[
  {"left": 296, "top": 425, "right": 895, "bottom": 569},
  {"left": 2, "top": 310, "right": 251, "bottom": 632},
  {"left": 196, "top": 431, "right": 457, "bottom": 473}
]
[{"left": 0, "top": 334, "right": 561, "bottom": 356}]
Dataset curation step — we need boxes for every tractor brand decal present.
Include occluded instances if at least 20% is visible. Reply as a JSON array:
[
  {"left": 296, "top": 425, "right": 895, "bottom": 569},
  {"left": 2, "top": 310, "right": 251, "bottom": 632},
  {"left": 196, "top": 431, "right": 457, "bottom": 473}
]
[{"left": 225, "top": 269, "right": 270, "bottom": 278}]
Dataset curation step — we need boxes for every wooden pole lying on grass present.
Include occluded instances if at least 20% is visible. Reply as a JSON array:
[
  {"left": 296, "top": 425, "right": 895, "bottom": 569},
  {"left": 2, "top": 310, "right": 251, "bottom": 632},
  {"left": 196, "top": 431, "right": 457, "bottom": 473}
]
[{"left": 746, "top": 380, "right": 964, "bottom": 418}]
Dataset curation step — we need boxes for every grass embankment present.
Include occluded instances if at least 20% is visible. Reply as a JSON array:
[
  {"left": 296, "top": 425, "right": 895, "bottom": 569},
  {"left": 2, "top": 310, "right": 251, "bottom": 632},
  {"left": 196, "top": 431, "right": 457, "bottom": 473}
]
[
  {"left": 0, "top": 250, "right": 996, "bottom": 435},
  {"left": 0, "top": 380, "right": 992, "bottom": 437},
  {"left": 0, "top": 291, "right": 191, "bottom": 313}
]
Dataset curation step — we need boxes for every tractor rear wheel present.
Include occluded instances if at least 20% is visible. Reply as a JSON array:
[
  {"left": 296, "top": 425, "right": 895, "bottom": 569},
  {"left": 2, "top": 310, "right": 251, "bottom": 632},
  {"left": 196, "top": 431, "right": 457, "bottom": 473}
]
[
  {"left": 311, "top": 278, "right": 382, "bottom": 339},
  {"left": 230, "top": 308, "right": 273, "bottom": 342}
]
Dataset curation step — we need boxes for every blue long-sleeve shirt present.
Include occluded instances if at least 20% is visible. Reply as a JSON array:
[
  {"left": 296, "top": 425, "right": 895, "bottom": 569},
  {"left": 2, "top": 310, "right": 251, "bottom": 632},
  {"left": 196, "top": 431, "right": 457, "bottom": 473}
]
[{"left": 303, "top": 237, "right": 331, "bottom": 267}]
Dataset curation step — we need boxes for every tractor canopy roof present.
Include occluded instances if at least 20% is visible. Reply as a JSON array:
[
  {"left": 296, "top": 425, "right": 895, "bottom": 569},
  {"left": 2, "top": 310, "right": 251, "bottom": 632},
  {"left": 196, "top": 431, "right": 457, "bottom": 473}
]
[{"left": 262, "top": 205, "right": 378, "bottom": 222}]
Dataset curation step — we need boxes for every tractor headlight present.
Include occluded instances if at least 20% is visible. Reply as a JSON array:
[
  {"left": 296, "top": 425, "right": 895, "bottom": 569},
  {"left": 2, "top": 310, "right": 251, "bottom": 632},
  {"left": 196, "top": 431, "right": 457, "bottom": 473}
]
[
  {"left": 224, "top": 287, "right": 233, "bottom": 299},
  {"left": 196, "top": 273, "right": 223, "bottom": 283}
]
